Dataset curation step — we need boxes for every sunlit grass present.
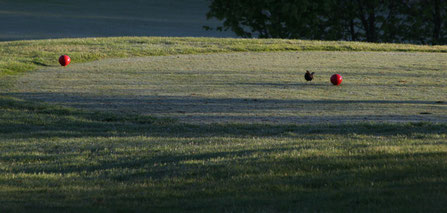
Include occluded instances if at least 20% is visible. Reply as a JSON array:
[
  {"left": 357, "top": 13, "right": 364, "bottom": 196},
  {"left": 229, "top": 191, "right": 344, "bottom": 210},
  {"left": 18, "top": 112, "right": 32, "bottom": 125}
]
[
  {"left": 1, "top": 37, "right": 447, "bottom": 212},
  {"left": 5, "top": 51, "right": 446, "bottom": 124},
  {"left": 1, "top": 37, "right": 447, "bottom": 77}
]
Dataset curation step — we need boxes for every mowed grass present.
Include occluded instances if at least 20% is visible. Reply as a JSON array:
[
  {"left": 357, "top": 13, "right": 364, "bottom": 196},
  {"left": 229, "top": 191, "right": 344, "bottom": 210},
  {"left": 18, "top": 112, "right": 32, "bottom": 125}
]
[
  {"left": 5, "top": 51, "right": 447, "bottom": 123},
  {"left": 0, "top": 37, "right": 447, "bottom": 212},
  {"left": 1, "top": 36, "right": 447, "bottom": 77},
  {"left": 1, "top": 96, "right": 447, "bottom": 212}
]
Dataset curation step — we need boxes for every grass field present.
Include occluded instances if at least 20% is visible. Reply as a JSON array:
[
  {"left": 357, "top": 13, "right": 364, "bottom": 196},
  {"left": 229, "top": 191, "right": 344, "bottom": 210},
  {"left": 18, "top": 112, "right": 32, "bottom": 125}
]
[
  {"left": 5, "top": 51, "right": 447, "bottom": 123},
  {"left": 0, "top": 37, "right": 447, "bottom": 212}
]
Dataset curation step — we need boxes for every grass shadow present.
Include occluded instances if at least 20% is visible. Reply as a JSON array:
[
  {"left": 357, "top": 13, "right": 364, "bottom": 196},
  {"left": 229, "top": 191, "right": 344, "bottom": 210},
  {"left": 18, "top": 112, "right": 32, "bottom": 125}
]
[
  {"left": 3, "top": 92, "right": 447, "bottom": 125},
  {"left": 1, "top": 95, "right": 447, "bottom": 212},
  {"left": 1, "top": 95, "right": 446, "bottom": 139},
  {"left": 1, "top": 146, "right": 447, "bottom": 212}
]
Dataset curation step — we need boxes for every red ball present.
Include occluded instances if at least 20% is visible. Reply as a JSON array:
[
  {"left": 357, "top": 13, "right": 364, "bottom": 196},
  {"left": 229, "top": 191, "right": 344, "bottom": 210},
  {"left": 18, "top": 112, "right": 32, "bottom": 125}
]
[
  {"left": 330, "top": 74, "right": 343, "bottom": 85},
  {"left": 59, "top": 55, "right": 71, "bottom": 66}
]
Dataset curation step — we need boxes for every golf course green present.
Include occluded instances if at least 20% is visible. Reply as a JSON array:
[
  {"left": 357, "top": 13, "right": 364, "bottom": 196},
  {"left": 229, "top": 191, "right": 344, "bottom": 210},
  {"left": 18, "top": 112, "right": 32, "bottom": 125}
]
[{"left": 0, "top": 37, "right": 446, "bottom": 212}]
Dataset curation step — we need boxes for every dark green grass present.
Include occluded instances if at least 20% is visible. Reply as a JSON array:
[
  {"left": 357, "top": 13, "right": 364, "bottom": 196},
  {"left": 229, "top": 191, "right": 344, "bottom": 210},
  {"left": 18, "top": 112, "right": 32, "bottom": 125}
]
[{"left": 1, "top": 96, "right": 447, "bottom": 212}]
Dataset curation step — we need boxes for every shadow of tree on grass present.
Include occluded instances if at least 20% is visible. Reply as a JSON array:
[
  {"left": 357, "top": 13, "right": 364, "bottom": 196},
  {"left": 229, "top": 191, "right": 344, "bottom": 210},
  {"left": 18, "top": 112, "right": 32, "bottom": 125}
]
[
  {"left": 1, "top": 147, "right": 446, "bottom": 212},
  {"left": 1, "top": 95, "right": 447, "bottom": 212},
  {"left": 1, "top": 94, "right": 446, "bottom": 139},
  {"left": 3, "top": 92, "right": 447, "bottom": 126}
]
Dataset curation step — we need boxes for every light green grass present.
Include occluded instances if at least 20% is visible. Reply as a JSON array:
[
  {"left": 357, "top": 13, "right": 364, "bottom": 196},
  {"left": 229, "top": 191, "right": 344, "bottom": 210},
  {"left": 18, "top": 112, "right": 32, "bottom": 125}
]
[
  {"left": 5, "top": 51, "right": 447, "bottom": 124},
  {"left": 1, "top": 37, "right": 447, "bottom": 212},
  {"left": 1, "top": 37, "right": 447, "bottom": 77}
]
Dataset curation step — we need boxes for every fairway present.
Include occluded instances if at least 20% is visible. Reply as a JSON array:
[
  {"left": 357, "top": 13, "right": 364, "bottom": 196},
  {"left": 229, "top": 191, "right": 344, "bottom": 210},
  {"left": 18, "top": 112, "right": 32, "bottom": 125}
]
[
  {"left": 6, "top": 51, "right": 447, "bottom": 124},
  {"left": 1, "top": 38, "right": 447, "bottom": 212}
]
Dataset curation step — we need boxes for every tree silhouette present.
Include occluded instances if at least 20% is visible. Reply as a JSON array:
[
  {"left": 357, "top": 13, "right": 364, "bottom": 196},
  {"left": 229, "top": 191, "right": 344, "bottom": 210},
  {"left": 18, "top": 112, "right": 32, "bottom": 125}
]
[{"left": 206, "top": 0, "right": 446, "bottom": 44}]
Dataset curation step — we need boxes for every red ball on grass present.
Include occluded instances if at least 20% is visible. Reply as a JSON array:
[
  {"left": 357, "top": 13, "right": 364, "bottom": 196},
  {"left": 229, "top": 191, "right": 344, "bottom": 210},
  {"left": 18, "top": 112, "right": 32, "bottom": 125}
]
[
  {"left": 330, "top": 74, "right": 343, "bottom": 86},
  {"left": 59, "top": 55, "right": 71, "bottom": 67}
]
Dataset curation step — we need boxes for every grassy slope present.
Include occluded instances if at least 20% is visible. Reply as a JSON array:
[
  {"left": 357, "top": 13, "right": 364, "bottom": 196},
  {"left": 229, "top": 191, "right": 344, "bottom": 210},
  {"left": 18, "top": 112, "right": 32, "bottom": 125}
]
[
  {"left": 1, "top": 37, "right": 447, "bottom": 212},
  {"left": 1, "top": 37, "right": 447, "bottom": 77}
]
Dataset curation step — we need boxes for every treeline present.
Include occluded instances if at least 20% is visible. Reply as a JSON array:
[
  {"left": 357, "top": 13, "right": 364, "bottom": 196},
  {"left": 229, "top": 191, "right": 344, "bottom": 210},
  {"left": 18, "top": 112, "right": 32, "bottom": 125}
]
[{"left": 206, "top": 0, "right": 446, "bottom": 44}]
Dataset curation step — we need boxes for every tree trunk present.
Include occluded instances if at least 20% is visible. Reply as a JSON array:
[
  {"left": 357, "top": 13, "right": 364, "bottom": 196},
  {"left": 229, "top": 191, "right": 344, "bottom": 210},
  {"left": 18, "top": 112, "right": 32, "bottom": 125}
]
[
  {"left": 368, "top": 7, "right": 376, "bottom": 42},
  {"left": 357, "top": 0, "right": 377, "bottom": 42},
  {"left": 432, "top": 0, "right": 441, "bottom": 44},
  {"left": 350, "top": 19, "right": 357, "bottom": 41}
]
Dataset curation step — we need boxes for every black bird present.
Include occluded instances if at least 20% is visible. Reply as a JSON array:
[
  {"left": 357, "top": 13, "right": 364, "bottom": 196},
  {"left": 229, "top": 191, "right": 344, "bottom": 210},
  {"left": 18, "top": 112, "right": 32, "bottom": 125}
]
[{"left": 304, "top": 70, "right": 315, "bottom": 81}]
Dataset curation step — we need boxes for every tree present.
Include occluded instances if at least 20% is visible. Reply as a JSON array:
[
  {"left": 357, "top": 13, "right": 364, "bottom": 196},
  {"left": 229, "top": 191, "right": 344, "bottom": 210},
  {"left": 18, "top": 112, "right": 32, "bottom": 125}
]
[
  {"left": 205, "top": 0, "right": 447, "bottom": 44},
  {"left": 206, "top": 0, "right": 330, "bottom": 39}
]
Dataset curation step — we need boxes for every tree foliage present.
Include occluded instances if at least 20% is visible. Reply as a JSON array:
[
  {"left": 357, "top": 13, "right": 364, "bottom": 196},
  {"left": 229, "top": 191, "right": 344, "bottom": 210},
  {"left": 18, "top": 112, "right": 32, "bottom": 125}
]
[{"left": 206, "top": 0, "right": 447, "bottom": 44}]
